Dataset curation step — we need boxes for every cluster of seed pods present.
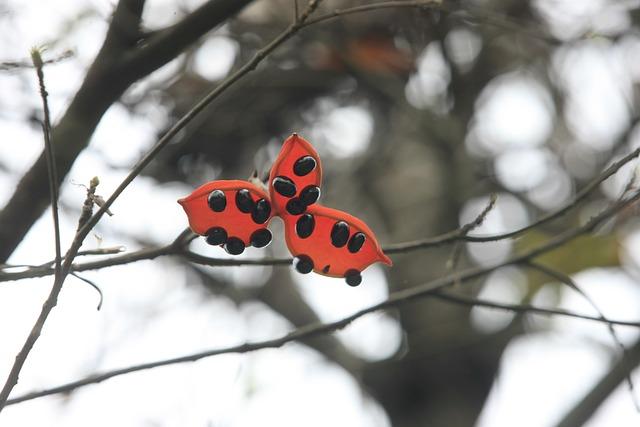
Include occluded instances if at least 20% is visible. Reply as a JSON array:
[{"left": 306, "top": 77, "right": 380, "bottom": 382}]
[{"left": 178, "top": 134, "right": 392, "bottom": 286}]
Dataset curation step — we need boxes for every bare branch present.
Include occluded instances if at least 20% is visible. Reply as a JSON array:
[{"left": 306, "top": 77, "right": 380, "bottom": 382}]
[
  {"left": 528, "top": 261, "right": 639, "bottom": 411},
  {"left": 0, "top": 50, "right": 73, "bottom": 72},
  {"left": 30, "top": 48, "right": 61, "bottom": 279},
  {"left": 447, "top": 194, "right": 497, "bottom": 271},
  {"left": 555, "top": 337, "right": 640, "bottom": 427},
  {"left": 0, "top": 49, "right": 65, "bottom": 411},
  {"left": 430, "top": 291, "right": 640, "bottom": 327},
  {"left": 69, "top": 272, "right": 104, "bottom": 311},
  {"left": 386, "top": 147, "right": 640, "bottom": 252}
]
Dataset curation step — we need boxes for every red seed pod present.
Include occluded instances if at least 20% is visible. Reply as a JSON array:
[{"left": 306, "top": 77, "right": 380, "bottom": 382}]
[
  {"left": 281, "top": 204, "right": 392, "bottom": 286},
  {"left": 178, "top": 180, "right": 273, "bottom": 254},
  {"left": 269, "top": 134, "right": 323, "bottom": 217}
]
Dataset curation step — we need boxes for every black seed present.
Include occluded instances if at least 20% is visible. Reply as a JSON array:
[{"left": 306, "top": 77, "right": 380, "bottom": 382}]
[
  {"left": 225, "top": 237, "right": 245, "bottom": 255},
  {"left": 250, "top": 228, "right": 272, "bottom": 248},
  {"left": 294, "top": 156, "right": 316, "bottom": 176},
  {"left": 272, "top": 176, "right": 296, "bottom": 198},
  {"left": 296, "top": 214, "right": 315, "bottom": 238},
  {"left": 299, "top": 185, "right": 320, "bottom": 206},
  {"left": 348, "top": 232, "right": 366, "bottom": 253},
  {"left": 207, "top": 190, "right": 226, "bottom": 212},
  {"left": 331, "top": 221, "right": 349, "bottom": 247},
  {"left": 345, "top": 269, "right": 362, "bottom": 287},
  {"left": 295, "top": 255, "right": 314, "bottom": 274},
  {"left": 286, "top": 198, "right": 306, "bottom": 215},
  {"left": 251, "top": 199, "right": 271, "bottom": 224},
  {"left": 205, "top": 227, "right": 227, "bottom": 245},
  {"left": 235, "top": 189, "right": 254, "bottom": 213},
  {"left": 322, "top": 265, "right": 330, "bottom": 274}
]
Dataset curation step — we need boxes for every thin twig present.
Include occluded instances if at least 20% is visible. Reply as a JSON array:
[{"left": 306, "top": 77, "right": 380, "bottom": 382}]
[
  {"left": 304, "top": 1, "right": 441, "bottom": 27},
  {"left": 447, "top": 194, "right": 497, "bottom": 271},
  {"left": 528, "top": 261, "right": 640, "bottom": 411},
  {"left": 31, "top": 48, "right": 61, "bottom": 280},
  {"left": 430, "top": 291, "right": 640, "bottom": 327},
  {"left": 70, "top": 272, "right": 104, "bottom": 311},
  {"left": 0, "top": 49, "right": 73, "bottom": 71},
  {"left": 293, "top": 0, "right": 299, "bottom": 22},
  {"left": 7, "top": 288, "right": 640, "bottom": 406},
  {"left": 386, "top": 147, "right": 640, "bottom": 251},
  {"left": 0, "top": 48, "right": 63, "bottom": 411},
  {"left": 8, "top": 189, "right": 640, "bottom": 406},
  {"left": 555, "top": 337, "right": 640, "bottom": 427}
]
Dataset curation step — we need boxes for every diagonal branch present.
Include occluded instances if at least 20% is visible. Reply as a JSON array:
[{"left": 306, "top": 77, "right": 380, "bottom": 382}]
[
  {"left": 528, "top": 261, "right": 639, "bottom": 411},
  {"left": 430, "top": 291, "right": 640, "bottom": 327},
  {"left": 555, "top": 337, "right": 640, "bottom": 427}
]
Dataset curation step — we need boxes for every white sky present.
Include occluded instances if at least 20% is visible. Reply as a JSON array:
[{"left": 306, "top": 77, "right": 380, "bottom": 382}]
[{"left": 1, "top": 0, "right": 640, "bottom": 426}]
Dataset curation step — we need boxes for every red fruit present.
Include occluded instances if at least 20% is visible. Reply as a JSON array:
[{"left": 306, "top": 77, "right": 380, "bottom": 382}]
[
  {"left": 269, "top": 134, "right": 322, "bottom": 217},
  {"left": 178, "top": 180, "right": 273, "bottom": 253},
  {"left": 281, "top": 204, "right": 392, "bottom": 281}
]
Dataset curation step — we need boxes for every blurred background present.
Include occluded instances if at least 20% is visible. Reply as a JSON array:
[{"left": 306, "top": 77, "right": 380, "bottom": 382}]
[{"left": 2, "top": 0, "right": 640, "bottom": 425}]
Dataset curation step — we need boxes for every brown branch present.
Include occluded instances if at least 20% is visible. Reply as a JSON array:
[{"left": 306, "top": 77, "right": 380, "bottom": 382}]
[
  {"left": 430, "top": 291, "right": 640, "bottom": 327},
  {"left": 0, "top": 49, "right": 64, "bottom": 411},
  {"left": 69, "top": 272, "right": 104, "bottom": 311},
  {"left": 303, "top": 0, "right": 441, "bottom": 26},
  {"left": 386, "top": 146, "right": 640, "bottom": 251},
  {"left": 555, "top": 337, "right": 640, "bottom": 427},
  {"left": 0, "top": 50, "right": 74, "bottom": 71},
  {"left": 7, "top": 189, "right": 640, "bottom": 406},
  {"left": 528, "top": 261, "right": 639, "bottom": 411},
  {"left": 8, "top": 288, "right": 639, "bottom": 406},
  {"left": 31, "top": 48, "right": 61, "bottom": 279}
]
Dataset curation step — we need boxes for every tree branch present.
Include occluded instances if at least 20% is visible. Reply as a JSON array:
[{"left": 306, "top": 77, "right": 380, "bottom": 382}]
[
  {"left": 30, "top": 48, "right": 61, "bottom": 281},
  {"left": 0, "top": 49, "right": 64, "bottom": 411},
  {"left": 555, "top": 337, "right": 640, "bottom": 427},
  {"left": 528, "top": 261, "right": 639, "bottom": 411}
]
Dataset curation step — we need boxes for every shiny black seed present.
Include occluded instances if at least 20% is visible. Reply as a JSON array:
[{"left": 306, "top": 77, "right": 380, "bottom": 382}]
[
  {"left": 296, "top": 214, "right": 315, "bottom": 238},
  {"left": 348, "top": 232, "right": 366, "bottom": 253},
  {"left": 331, "top": 221, "right": 350, "bottom": 248},
  {"left": 286, "top": 198, "right": 306, "bottom": 215},
  {"left": 322, "top": 265, "right": 330, "bottom": 274},
  {"left": 251, "top": 199, "right": 271, "bottom": 224},
  {"left": 293, "top": 156, "right": 316, "bottom": 176},
  {"left": 299, "top": 185, "right": 320, "bottom": 206},
  {"left": 272, "top": 176, "right": 297, "bottom": 198},
  {"left": 207, "top": 190, "right": 226, "bottom": 212},
  {"left": 250, "top": 228, "right": 272, "bottom": 248},
  {"left": 345, "top": 269, "right": 362, "bottom": 287},
  {"left": 235, "top": 189, "right": 254, "bottom": 213},
  {"left": 295, "top": 255, "right": 314, "bottom": 274},
  {"left": 205, "top": 227, "right": 227, "bottom": 245},
  {"left": 225, "top": 237, "right": 245, "bottom": 255}
]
